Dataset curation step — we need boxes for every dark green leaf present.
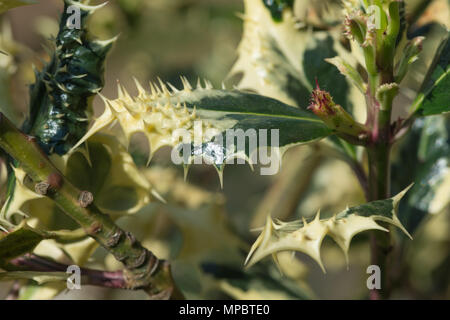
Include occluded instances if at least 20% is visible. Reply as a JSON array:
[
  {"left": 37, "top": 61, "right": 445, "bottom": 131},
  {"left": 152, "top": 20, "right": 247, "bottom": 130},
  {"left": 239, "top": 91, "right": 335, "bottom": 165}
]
[
  {"left": 412, "top": 32, "right": 450, "bottom": 116},
  {"left": 25, "top": 0, "right": 113, "bottom": 155},
  {"left": 73, "top": 84, "right": 333, "bottom": 181},
  {"left": 262, "top": 0, "right": 294, "bottom": 22},
  {"left": 392, "top": 115, "right": 450, "bottom": 233}
]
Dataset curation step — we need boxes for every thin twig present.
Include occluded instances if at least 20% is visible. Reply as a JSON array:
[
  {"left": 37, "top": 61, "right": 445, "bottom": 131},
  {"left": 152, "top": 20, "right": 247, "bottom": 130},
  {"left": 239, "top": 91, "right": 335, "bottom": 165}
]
[{"left": 8, "top": 254, "right": 127, "bottom": 289}]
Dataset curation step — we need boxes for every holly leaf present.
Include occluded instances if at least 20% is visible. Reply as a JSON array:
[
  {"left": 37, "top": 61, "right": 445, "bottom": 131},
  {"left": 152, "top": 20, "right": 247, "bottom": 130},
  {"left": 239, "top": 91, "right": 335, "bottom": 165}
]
[
  {"left": 230, "top": 0, "right": 363, "bottom": 162},
  {"left": 261, "top": 0, "right": 294, "bottom": 22},
  {"left": 412, "top": 32, "right": 450, "bottom": 116},
  {"left": 0, "top": 221, "right": 44, "bottom": 264},
  {"left": 392, "top": 115, "right": 450, "bottom": 233},
  {"left": 1, "top": 133, "right": 159, "bottom": 222},
  {"left": 245, "top": 186, "right": 413, "bottom": 271},
  {"left": 71, "top": 79, "right": 332, "bottom": 184},
  {"left": 231, "top": 0, "right": 354, "bottom": 110}
]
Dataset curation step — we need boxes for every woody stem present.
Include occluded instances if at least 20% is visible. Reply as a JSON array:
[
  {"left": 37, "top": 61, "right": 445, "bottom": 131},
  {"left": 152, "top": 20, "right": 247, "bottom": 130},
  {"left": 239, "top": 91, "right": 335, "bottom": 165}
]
[{"left": 0, "top": 112, "right": 182, "bottom": 299}]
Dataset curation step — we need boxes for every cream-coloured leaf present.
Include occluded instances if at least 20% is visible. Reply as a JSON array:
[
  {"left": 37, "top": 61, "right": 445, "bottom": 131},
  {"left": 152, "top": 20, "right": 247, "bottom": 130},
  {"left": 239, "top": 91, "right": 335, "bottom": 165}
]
[
  {"left": 231, "top": 0, "right": 367, "bottom": 162},
  {"left": 67, "top": 134, "right": 158, "bottom": 216},
  {"left": 245, "top": 212, "right": 329, "bottom": 272},
  {"left": 230, "top": 0, "right": 363, "bottom": 112},
  {"left": 245, "top": 185, "right": 413, "bottom": 271},
  {"left": 429, "top": 170, "right": 450, "bottom": 214},
  {"left": 325, "top": 56, "right": 366, "bottom": 94},
  {"left": 143, "top": 166, "right": 224, "bottom": 209},
  {"left": 1, "top": 133, "right": 159, "bottom": 221},
  {"left": 1, "top": 167, "right": 43, "bottom": 221},
  {"left": 70, "top": 79, "right": 331, "bottom": 185},
  {"left": 230, "top": 0, "right": 311, "bottom": 106}
]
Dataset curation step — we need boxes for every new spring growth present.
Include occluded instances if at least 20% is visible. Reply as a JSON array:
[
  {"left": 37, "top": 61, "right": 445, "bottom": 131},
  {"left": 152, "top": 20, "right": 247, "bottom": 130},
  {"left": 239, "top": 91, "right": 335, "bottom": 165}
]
[
  {"left": 376, "top": 83, "right": 399, "bottom": 111},
  {"left": 343, "top": 10, "right": 367, "bottom": 44},
  {"left": 343, "top": 7, "right": 377, "bottom": 77},
  {"left": 308, "top": 81, "right": 367, "bottom": 140}
]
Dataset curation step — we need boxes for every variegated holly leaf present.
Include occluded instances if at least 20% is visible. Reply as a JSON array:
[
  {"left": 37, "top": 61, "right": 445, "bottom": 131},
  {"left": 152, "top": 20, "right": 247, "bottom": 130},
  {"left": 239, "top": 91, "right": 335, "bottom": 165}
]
[
  {"left": 261, "top": 0, "right": 293, "bottom": 22},
  {"left": 411, "top": 32, "right": 450, "bottom": 116},
  {"left": 231, "top": 0, "right": 359, "bottom": 110},
  {"left": 71, "top": 79, "right": 332, "bottom": 184},
  {"left": 0, "top": 166, "right": 43, "bottom": 221},
  {"left": 0, "top": 221, "right": 44, "bottom": 264},
  {"left": 63, "top": 134, "right": 161, "bottom": 216},
  {"left": 245, "top": 185, "right": 413, "bottom": 271},
  {"left": 230, "top": 0, "right": 365, "bottom": 163},
  {"left": 0, "top": 0, "right": 36, "bottom": 15},
  {"left": 392, "top": 115, "right": 450, "bottom": 233},
  {"left": 1, "top": 133, "right": 160, "bottom": 222},
  {"left": 230, "top": 0, "right": 309, "bottom": 106},
  {"left": 153, "top": 198, "right": 311, "bottom": 299}
]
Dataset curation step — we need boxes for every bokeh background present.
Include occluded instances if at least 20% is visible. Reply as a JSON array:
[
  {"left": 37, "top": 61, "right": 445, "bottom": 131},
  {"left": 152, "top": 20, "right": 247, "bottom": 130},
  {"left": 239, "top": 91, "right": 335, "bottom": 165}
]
[{"left": 0, "top": 0, "right": 448, "bottom": 299}]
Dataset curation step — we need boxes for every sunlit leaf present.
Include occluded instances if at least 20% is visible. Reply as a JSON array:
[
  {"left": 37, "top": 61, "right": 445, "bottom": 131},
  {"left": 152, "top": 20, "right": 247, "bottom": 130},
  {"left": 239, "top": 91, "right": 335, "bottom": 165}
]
[
  {"left": 72, "top": 79, "right": 332, "bottom": 184},
  {"left": 245, "top": 186, "right": 413, "bottom": 271},
  {"left": 230, "top": 0, "right": 364, "bottom": 161},
  {"left": 0, "top": 221, "right": 44, "bottom": 264},
  {"left": 1, "top": 133, "right": 158, "bottom": 221}
]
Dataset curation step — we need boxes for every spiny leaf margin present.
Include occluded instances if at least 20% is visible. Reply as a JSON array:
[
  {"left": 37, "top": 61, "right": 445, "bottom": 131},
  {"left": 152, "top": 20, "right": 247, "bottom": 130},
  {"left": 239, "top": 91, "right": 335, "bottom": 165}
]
[
  {"left": 72, "top": 78, "right": 332, "bottom": 184},
  {"left": 245, "top": 185, "right": 413, "bottom": 272}
]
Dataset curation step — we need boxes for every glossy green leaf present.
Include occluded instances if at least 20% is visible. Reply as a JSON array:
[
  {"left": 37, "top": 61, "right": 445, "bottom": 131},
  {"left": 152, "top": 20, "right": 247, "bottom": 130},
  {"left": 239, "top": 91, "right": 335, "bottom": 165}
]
[
  {"left": 72, "top": 80, "right": 332, "bottom": 183},
  {"left": 261, "top": 0, "right": 294, "bottom": 22},
  {"left": 411, "top": 32, "right": 450, "bottom": 116},
  {"left": 25, "top": 0, "right": 113, "bottom": 155},
  {"left": 392, "top": 115, "right": 450, "bottom": 233}
]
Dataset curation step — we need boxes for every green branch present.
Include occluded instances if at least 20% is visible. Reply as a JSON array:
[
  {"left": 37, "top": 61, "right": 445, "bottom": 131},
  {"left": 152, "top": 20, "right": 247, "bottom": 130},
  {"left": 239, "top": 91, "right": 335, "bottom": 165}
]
[{"left": 0, "top": 112, "right": 182, "bottom": 299}]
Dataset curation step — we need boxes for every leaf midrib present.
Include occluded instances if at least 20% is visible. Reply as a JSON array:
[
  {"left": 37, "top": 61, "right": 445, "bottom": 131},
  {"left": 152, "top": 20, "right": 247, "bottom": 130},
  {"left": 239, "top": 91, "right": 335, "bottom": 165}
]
[{"left": 197, "top": 110, "right": 324, "bottom": 123}]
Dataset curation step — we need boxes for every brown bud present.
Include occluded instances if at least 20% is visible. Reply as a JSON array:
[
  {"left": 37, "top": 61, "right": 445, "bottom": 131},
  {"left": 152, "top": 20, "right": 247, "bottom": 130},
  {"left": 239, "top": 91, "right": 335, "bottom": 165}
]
[
  {"left": 308, "top": 81, "right": 367, "bottom": 138},
  {"left": 35, "top": 182, "right": 50, "bottom": 195},
  {"left": 78, "top": 191, "right": 94, "bottom": 208}
]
